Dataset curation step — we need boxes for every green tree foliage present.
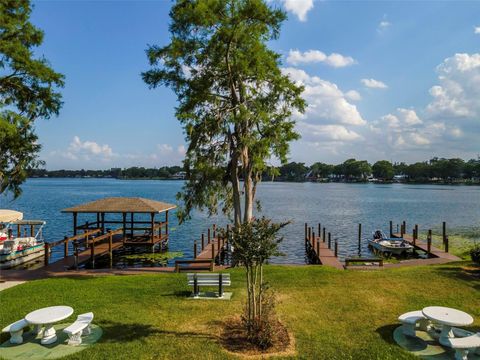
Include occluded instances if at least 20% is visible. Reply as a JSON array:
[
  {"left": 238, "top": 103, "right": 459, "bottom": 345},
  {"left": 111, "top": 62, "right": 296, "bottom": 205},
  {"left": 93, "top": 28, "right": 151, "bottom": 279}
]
[
  {"left": 143, "top": 0, "right": 305, "bottom": 225},
  {"left": 278, "top": 161, "right": 307, "bottom": 181},
  {"left": 0, "top": 0, "right": 64, "bottom": 197},
  {"left": 372, "top": 160, "right": 394, "bottom": 180},
  {"left": 309, "top": 162, "right": 334, "bottom": 179}
]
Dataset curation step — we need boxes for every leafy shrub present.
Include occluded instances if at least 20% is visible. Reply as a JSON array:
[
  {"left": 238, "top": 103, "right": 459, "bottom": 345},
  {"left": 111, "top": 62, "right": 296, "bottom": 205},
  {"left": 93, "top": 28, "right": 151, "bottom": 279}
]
[{"left": 470, "top": 243, "right": 480, "bottom": 264}]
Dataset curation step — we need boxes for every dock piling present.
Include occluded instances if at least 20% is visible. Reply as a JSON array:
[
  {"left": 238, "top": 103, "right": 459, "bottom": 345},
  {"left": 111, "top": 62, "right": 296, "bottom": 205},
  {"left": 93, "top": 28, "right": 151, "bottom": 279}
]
[
  {"left": 194, "top": 240, "right": 197, "bottom": 259},
  {"left": 414, "top": 224, "right": 418, "bottom": 246},
  {"left": 445, "top": 235, "right": 449, "bottom": 253},
  {"left": 328, "top": 232, "right": 331, "bottom": 249},
  {"left": 427, "top": 229, "right": 432, "bottom": 255},
  {"left": 322, "top": 227, "right": 326, "bottom": 243},
  {"left": 442, "top": 222, "right": 446, "bottom": 246},
  {"left": 44, "top": 242, "right": 49, "bottom": 266},
  {"left": 358, "top": 223, "right": 362, "bottom": 255},
  {"left": 63, "top": 236, "right": 69, "bottom": 258},
  {"left": 201, "top": 234, "right": 205, "bottom": 250},
  {"left": 304, "top": 223, "right": 308, "bottom": 246},
  {"left": 389, "top": 221, "right": 393, "bottom": 237},
  {"left": 334, "top": 240, "right": 338, "bottom": 257}
]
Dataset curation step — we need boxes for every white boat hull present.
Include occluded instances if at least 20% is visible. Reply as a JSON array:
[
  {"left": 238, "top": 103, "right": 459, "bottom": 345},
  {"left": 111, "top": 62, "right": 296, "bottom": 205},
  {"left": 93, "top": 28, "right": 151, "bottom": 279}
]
[
  {"left": 0, "top": 244, "right": 45, "bottom": 269},
  {"left": 368, "top": 240, "right": 413, "bottom": 255}
]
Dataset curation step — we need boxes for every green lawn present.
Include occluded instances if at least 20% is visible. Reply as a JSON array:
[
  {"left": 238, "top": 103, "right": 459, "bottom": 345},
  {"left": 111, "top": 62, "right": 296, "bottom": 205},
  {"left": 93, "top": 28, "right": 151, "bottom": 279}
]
[{"left": 0, "top": 263, "right": 479, "bottom": 359}]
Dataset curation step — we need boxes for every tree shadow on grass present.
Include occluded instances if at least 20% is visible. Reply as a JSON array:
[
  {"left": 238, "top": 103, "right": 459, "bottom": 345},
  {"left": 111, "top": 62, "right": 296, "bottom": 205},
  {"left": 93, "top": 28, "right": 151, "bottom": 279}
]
[
  {"left": 99, "top": 320, "right": 216, "bottom": 343},
  {"left": 159, "top": 290, "right": 191, "bottom": 298},
  {"left": 432, "top": 265, "right": 480, "bottom": 290}
]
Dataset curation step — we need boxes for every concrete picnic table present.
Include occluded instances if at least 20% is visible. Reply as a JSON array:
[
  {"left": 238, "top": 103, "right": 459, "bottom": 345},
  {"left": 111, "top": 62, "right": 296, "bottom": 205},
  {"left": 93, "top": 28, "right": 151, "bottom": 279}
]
[
  {"left": 25, "top": 306, "right": 74, "bottom": 345},
  {"left": 422, "top": 306, "right": 474, "bottom": 342}
]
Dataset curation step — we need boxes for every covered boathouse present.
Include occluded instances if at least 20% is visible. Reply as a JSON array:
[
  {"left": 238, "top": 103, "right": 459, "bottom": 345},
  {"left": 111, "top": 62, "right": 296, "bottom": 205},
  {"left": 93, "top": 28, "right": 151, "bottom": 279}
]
[{"left": 62, "top": 197, "right": 176, "bottom": 251}]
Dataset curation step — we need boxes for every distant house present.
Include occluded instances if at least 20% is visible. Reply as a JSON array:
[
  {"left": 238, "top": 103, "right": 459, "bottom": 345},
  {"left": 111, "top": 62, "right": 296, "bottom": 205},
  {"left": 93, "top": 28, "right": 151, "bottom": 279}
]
[{"left": 171, "top": 171, "right": 186, "bottom": 180}]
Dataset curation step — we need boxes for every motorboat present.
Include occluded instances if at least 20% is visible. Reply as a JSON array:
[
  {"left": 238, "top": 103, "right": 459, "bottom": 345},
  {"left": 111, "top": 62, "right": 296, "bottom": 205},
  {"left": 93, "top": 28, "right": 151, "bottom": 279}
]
[
  {"left": 0, "top": 210, "right": 46, "bottom": 269},
  {"left": 368, "top": 230, "right": 414, "bottom": 256}
]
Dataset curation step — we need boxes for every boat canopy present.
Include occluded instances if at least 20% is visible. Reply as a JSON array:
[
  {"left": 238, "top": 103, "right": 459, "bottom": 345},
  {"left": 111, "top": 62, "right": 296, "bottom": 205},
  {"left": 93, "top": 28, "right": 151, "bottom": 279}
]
[{"left": 0, "top": 210, "right": 23, "bottom": 223}]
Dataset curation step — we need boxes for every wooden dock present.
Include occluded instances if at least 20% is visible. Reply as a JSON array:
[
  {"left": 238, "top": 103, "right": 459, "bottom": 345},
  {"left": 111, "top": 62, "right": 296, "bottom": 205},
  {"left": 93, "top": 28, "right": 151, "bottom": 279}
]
[
  {"left": 392, "top": 233, "right": 460, "bottom": 262},
  {"left": 305, "top": 223, "right": 344, "bottom": 270}
]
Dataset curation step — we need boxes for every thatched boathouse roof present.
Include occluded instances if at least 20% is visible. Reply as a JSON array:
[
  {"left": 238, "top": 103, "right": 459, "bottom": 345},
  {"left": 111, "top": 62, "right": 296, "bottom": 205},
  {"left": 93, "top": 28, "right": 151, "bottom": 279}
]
[{"left": 62, "top": 197, "right": 176, "bottom": 214}]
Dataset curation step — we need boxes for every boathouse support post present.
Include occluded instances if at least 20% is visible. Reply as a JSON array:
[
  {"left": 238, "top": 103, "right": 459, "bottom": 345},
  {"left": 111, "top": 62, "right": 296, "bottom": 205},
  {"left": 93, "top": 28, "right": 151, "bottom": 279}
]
[
  {"left": 427, "top": 230, "right": 432, "bottom": 255},
  {"left": 194, "top": 241, "right": 197, "bottom": 259},
  {"left": 334, "top": 240, "right": 338, "bottom": 257},
  {"left": 389, "top": 221, "right": 393, "bottom": 237},
  {"left": 328, "top": 232, "right": 331, "bottom": 249},
  {"left": 122, "top": 212, "right": 126, "bottom": 243},
  {"left": 44, "top": 243, "right": 49, "bottom": 266},
  {"left": 323, "top": 227, "right": 326, "bottom": 243},
  {"left": 150, "top": 212, "right": 155, "bottom": 243},
  {"left": 109, "top": 231, "right": 113, "bottom": 268},
  {"left": 101, "top": 212, "right": 105, "bottom": 234},
  {"left": 73, "top": 212, "right": 78, "bottom": 236},
  {"left": 318, "top": 223, "right": 321, "bottom": 239},
  {"left": 201, "top": 234, "right": 205, "bottom": 250},
  {"left": 63, "top": 236, "right": 69, "bottom": 258}
]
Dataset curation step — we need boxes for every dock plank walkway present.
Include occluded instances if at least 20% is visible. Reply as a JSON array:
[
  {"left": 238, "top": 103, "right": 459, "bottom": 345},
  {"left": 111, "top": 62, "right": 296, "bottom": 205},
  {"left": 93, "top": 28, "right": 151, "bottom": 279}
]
[
  {"left": 306, "top": 236, "right": 344, "bottom": 270},
  {"left": 392, "top": 233, "right": 460, "bottom": 261}
]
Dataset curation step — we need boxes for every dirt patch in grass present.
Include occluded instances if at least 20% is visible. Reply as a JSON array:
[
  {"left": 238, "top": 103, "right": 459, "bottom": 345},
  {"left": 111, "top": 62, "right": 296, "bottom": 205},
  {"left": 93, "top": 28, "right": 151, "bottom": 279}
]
[{"left": 220, "top": 316, "right": 295, "bottom": 358}]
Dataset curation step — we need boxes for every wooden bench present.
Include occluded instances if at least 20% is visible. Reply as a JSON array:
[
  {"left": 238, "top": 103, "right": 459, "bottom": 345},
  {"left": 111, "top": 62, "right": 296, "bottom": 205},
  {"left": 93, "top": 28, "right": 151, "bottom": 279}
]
[
  {"left": 440, "top": 331, "right": 480, "bottom": 360},
  {"left": 175, "top": 259, "right": 214, "bottom": 273},
  {"left": 2, "top": 319, "right": 29, "bottom": 344},
  {"left": 187, "top": 273, "right": 231, "bottom": 298},
  {"left": 398, "top": 310, "right": 430, "bottom": 337},
  {"left": 63, "top": 312, "right": 94, "bottom": 346},
  {"left": 345, "top": 257, "right": 384, "bottom": 267}
]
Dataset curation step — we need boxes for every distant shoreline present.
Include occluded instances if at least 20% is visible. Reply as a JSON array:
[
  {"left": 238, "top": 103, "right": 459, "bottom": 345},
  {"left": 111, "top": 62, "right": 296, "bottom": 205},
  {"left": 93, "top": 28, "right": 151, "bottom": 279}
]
[{"left": 27, "top": 177, "right": 480, "bottom": 186}]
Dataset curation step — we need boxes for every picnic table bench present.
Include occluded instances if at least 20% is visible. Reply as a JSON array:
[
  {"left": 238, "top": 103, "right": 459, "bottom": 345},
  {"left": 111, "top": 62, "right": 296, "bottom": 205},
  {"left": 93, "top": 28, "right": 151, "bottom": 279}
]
[{"left": 187, "top": 273, "right": 231, "bottom": 298}]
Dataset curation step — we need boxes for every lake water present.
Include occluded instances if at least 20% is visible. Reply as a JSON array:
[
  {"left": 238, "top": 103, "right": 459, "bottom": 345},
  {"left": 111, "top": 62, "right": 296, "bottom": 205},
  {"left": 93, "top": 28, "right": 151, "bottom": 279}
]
[{"left": 1, "top": 179, "right": 479, "bottom": 265}]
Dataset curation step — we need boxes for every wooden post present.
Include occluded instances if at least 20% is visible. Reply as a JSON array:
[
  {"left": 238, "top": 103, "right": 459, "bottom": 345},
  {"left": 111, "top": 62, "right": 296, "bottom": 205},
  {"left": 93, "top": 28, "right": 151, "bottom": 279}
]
[
  {"left": 308, "top": 227, "right": 311, "bottom": 243},
  {"left": 130, "top": 212, "right": 134, "bottom": 239},
  {"left": 358, "top": 223, "right": 362, "bottom": 254},
  {"left": 149, "top": 212, "right": 155, "bottom": 243},
  {"left": 109, "top": 231, "right": 113, "bottom": 268},
  {"left": 334, "top": 241, "right": 338, "bottom": 257},
  {"left": 63, "top": 236, "right": 69, "bottom": 258},
  {"left": 73, "top": 240, "right": 79, "bottom": 270},
  {"left": 101, "top": 212, "right": 105, "bottom": 234},
  {"left": 213, "top": 224, "right": 216, "bottom": 239},
  {"left": 73, "top": 212, "right": 78, "bottom": 236},
  {"left": 44, "top": 242, "right": 49, "bottom": 266},
  {"left": 122, "top": 212, "right": 127, "bottom": 243},
  {"left": 90, "top": 237, "right": 95, "bottom": 269},
  {"left": 427, "top": 229, "right": 432, "bottom": 255},
  {"left": 312, "top": 232, "right": 316, "bottom": 249},
  {"left": 322, "top": 227, "right": 326, "bottom": 243},
  {"left": 316, "top": 240, "right": 320, "bottom": 260},
  {"left": 318, "top": 223, "right": 321, "bottom": 239},
  {"left": 217, "top": 236, "right": 220, "bottom": 253},
  {"left": 194, "top": 240, "right": 197, "bottom": 259},
  {"left": 208, "top": 228, "right": 211, "bottom": 244},
  {"left": 442, "top": 222, "right": 446, "bottom": 245},
  {"left": 413, "top": 224, "right": 418, "bottom": 246},
  {"left": 328, "top": 232, "right": 331, "bottom": 249},
  {"left": 201, "top": 233, "right": 205, "bottom": 250},
  {"left": 389, "top": 221, "right": 393, "bottom": 237},
  {"left": 304, "top": 223, "right": 308, "bottom": 246},
  {"left": 445, "top": 235, "right": 449, "bottom": 253},
  {"left": 30, "top": 224, "right": 34, "bottom": 237},
  {"left": 211, "top": 242, "right": 215, "bottom": 260}
]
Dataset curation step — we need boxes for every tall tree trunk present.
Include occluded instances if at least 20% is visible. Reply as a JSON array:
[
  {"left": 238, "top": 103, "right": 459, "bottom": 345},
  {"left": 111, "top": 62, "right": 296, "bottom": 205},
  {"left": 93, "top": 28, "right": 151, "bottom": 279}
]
[{"left": 231, "top": 152, "right": 242, "bottom": 226}]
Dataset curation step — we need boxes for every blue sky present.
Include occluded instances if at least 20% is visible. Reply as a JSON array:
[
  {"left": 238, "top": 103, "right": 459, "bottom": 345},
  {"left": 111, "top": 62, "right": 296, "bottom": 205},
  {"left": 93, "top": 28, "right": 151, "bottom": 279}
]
[{"left": 31, "top": 0, "right": 480, "bottom": 169}]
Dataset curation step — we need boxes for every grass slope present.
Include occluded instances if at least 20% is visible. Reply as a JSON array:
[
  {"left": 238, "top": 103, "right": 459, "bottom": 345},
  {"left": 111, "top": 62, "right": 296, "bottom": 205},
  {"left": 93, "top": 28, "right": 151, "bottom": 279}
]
[{"left": 0, "top": 263, "right": 479, "bottom": 359}]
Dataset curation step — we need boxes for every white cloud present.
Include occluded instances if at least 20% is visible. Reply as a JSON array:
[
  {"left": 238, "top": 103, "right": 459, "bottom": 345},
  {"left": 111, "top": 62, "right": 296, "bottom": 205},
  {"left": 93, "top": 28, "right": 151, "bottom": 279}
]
[
  {"left": 345, "top": 90, "right": 361, "bottom": 101},
  {"left": 397, "top": 108, "right": 422, "bottom": 125},
  {"left": 68, "top": 136, "right": 113, "bottom": 158},
  {"left": 282, "top": 67, "right": 366, "bottom": 126},
  {"left": 298, "top": 122, "right": 362, "bottom": 142},
  {"left": 474, "top": 26, "right": 480, "bottom": 34},
  {"left": 287, "top": 49, "right": 356, "bottom": 68},
  {"left": 281, "top": 0, "right": 314, "bottom": 22},
  {"left": 410, "top": 133, "right": 430, "bottom": 146},
  {"left": 426, "top": 53, "right": 480, "bottom": 118},
  {"left": 361, "top": 78, "right": 388, "bottom": 89}
]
